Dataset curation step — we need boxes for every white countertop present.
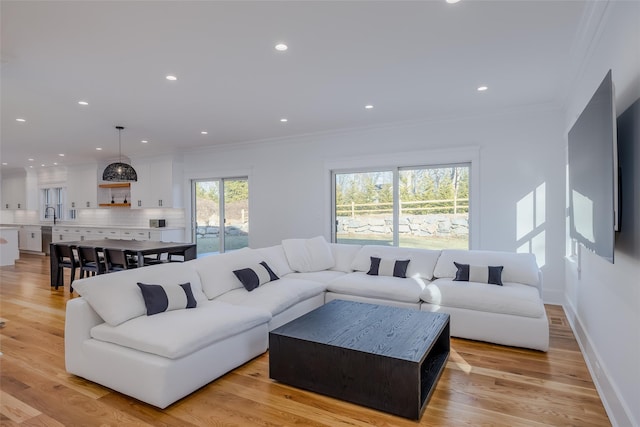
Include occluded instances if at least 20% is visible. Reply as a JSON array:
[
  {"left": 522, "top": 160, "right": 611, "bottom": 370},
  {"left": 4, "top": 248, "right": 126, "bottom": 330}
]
[{"left": 1, "top": 223, "right": 183, "bottom": 231}]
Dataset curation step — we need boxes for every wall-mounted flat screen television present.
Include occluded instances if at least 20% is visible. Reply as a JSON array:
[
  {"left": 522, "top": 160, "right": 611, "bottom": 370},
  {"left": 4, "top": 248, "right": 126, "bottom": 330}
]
[{"left": 568, "top": 70, "right": 619, "bottom": 263}]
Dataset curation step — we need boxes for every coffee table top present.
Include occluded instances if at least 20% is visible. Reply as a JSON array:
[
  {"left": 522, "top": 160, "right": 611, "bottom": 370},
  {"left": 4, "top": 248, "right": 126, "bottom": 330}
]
[{"left": 270, "top": 300, "right": 449, "bottom": 362}]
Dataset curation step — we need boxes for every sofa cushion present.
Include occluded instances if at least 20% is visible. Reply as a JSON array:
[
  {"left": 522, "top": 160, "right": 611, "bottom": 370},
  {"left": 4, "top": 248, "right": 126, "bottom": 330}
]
[
  {"left": 433, "top": 250, "right": 539, "bottom": 287},
  {"left": 233, "top": 262, "right": 279, "bottom": 292},
  {"left": 367, "top": 257, "right": 410, "bottom": 278},
  {"left": 453, "top": 262, "right": 504, "bottom": 286},
  {"left": 72, "top": 262, "right": 207, "bottom": 326},
  {"left": 284, "top": 270, "right": 346, "bottom": 284},
  {"left": 190, "top": 248, "right": 264, "bottom": 299},
  {"left": 351, "top": 245, "right": 440, "bottom": 280},
  {"left": 327, "top": 271, "right": 426, "bottom": 303},
  {"left": 282, "top": 236, "right": 335, "bottom": 272},
  {"left": 256, "top": 245, "right": 293, "bottom": 276},
  {"left": 137, "top": 282, "right": 198, "bottom": 315},
  {"left": 215, "top": 277, "right": 326, "bottom": 316},
  {"left": 90, "top": 300, "right": 271, "bottom": 359},
  {"left": 329, "top": 243, "right": 362, "bottom": 272},
  {"left": 421, "top": 278, "right": 545, "bottom": 318}
]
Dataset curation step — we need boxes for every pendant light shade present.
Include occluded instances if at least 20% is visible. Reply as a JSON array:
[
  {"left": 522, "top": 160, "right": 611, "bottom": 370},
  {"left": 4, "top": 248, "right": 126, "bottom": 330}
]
[{"left": 102, "top": 126, "right": 138, "bottom": 182}]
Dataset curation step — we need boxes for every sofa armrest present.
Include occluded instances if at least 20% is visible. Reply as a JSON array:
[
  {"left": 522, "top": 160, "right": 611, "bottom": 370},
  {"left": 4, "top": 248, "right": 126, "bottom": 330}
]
[{"left": 65, "top": 297, "right": 105, "bottom": 373}]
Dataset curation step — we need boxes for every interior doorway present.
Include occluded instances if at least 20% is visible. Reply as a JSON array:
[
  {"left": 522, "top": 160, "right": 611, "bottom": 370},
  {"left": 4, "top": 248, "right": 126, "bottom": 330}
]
[{"left": 191, "top": 177, "right": 249, "bottom": 257}]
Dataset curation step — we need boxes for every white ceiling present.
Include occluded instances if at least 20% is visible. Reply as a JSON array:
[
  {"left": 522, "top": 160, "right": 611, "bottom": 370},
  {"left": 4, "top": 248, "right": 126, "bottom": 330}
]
[{"left": 1, "top": 0, "right": 592, "bottom": 172}]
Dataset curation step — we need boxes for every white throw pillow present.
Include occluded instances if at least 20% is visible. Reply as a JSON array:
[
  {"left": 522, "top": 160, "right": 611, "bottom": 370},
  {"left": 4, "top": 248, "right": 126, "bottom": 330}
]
[
  {"left": 350, "top": 245, "right": 441, "bottom": 280},
  {"left": 329, "top": 243, "right": 362, "bottom": 272},
  {"left": 433, "top": 250, "right": 539, "bottom": 286},
  {"left": 190, "top": 247, "right": 263, "bottom": 299},
  {"left": 256, "top": 245, "right": 293, "bottom": 276},
  {"left": 282, "top": 236, "right": 335, "bottom": 272},
  {"left": 72, "top": 262, "right": 206, "bottom": 326}
]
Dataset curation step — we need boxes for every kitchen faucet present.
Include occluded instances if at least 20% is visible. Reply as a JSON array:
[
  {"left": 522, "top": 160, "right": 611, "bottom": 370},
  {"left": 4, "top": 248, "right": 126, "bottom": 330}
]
[{"left": 44, "top": 207, "right": 57, "bottom": 225}]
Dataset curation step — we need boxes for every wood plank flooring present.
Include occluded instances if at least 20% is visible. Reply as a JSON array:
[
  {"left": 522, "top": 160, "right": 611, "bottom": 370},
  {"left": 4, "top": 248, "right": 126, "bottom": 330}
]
[{"left": 0, "top": 253, "right": 611, "bottom": 426}]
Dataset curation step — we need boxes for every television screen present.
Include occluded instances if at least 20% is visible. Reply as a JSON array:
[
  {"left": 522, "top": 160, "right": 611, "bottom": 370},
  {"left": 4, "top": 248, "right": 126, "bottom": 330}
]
[{"left": 568, "top": 70, "right": 618, "bottom": 263}]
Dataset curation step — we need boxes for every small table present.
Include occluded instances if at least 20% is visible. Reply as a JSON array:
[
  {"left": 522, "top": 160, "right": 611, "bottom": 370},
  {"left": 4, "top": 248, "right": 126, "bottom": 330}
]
[
  {"left": 269, "top": 300, "right": 450, "bottom": 420},
  {"left": 49, "top": 239, "right": 196, "bottom": 288}
]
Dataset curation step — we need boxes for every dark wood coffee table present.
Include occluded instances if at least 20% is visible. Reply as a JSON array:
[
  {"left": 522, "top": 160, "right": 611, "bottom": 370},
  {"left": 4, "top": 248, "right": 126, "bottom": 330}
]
[{"left": 269, "top": 300, "right": 450, "bottom": 419}]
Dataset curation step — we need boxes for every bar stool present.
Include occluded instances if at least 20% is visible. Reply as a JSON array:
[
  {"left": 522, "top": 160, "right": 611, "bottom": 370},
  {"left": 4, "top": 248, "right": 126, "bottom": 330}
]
[
  {"left": 104, "top": 248, "right": 137, "bottom": 272},
  {"left": 77, "top": 246, "right": 106, "bottom": 278},
  {"left": 52, "top": 244, "right": 79, "bottom": 292}
]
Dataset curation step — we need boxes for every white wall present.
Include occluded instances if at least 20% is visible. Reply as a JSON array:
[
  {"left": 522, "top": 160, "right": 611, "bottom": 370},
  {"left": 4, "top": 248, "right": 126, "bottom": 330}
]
[
  {"left": 183, "top": 106, "right": 566, "bottom": 303},
  {"left": 563, "top": 2, "right": 640, "bottom": 426}
]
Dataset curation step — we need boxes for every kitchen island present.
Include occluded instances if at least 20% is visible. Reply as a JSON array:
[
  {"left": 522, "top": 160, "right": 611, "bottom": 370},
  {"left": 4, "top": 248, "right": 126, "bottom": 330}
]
[{"left": 0, "top": 226, "right": 20, "bottom": 266}]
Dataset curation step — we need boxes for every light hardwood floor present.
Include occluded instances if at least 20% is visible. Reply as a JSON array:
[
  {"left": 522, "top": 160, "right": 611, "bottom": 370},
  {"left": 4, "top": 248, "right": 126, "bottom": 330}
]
[{"left": 1, "top": 253, "right": 611, "bottom": 426}]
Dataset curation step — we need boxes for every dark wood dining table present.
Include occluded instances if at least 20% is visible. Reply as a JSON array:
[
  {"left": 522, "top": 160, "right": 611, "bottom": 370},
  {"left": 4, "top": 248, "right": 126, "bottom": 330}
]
[{"left": 49, "top": 239, "right": 197, "bottom": 288}]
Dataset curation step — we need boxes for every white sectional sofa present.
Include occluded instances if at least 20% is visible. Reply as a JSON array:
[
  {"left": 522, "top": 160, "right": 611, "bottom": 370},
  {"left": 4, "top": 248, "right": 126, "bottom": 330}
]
[{"left": 66, "top": 236, "right": 549, "bottom": 408}]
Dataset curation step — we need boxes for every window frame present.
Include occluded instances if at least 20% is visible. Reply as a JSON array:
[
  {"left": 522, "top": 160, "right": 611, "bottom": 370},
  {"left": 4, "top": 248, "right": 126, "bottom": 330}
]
[
  {"left": 332, "top": 163, "right": 471, "bottom": 248},
  {"left": 325, "top": 147, "right": 479, "bottom": 249},
  {"left": 41, "top": 186, "right": 65, "bottom": 221}
]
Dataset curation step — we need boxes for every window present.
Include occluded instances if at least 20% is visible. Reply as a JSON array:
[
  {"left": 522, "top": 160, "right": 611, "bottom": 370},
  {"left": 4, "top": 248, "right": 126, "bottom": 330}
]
[
  {"left": 333, "top": 164, "right": 470, "bottom": 249},
  {"left": 41, "top": 187, "right": 65, "bottom": 221}
]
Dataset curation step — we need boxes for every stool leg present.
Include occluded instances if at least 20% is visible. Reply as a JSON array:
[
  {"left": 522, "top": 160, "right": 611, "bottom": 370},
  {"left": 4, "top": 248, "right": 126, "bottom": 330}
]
[
  {"left": 70, "top": 268, "right": 76, "bottom": 293},
  {"left": 56, "top": 266, "right": 64, "bottom": 290}
]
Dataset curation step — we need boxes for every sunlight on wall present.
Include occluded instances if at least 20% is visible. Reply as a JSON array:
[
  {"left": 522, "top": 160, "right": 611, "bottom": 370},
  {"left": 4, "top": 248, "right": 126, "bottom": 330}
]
[{"left": 516, "top": 183, "right": 546, "bottom": 267}]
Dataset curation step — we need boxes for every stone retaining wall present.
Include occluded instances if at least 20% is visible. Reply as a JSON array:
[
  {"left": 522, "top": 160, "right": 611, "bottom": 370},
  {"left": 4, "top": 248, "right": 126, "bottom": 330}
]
[
  {"left": 337, "top": 214, "right": 468, "bottom": 237},
  {"left": 196, "top": 224, "right": 248, "bottom": 239}
]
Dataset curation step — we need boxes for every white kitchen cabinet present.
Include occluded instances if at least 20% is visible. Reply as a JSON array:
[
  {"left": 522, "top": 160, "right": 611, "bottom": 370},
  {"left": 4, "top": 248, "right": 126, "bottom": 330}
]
[
  {"left": 94, "top": 228, "right": 121, "bottom": 239},
  {"left": 51, "top": 226, "right": 184, "bottom": 243},
  {"left": 1, "top": 170, "right": 37, "bottom": 210},
  {"left": 52, "top": 226, "right": 84, "bottom": 243},
  {"left": 67, "top": 165, "right": 98, "bottom": 209},
  {"left": 18, "top": 225, "right": 42, "bottom": 252},
  {"left": 130, "top": 156, "right": 183, "bottom": 209}
]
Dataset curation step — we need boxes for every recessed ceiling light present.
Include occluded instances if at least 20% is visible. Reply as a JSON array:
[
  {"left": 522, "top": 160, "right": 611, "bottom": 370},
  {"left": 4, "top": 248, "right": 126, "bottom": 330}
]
[
  {"left": 41, "top": 164, "right": 45, "bottom": 167},
  {"left": 53, "top": 162, "right": 58, "bottom": 166},
  {"left": 365, "top": 105, "right": 374, "bottom": 109},
  {"left": 16, "top": 118, "right": 26, "bottom": 122},
  {"left": 141, "top": 140, "right": 148, "bottom": 143},
  {"left": 477, "top": 85, "right": 488, "bottom": 91},
  {"left": 201, "top": 131, "right": 208, "bottom": 135},
  {"left": 78, "top": 101, "right": 89, "bottom": 106},
  {"left": 280, "top": 118, "right": 288, "bottom": 123},
  {"left": 275, "top": 43, "right": 288, "bottom": 51},
  {"left": 446, "top": 0, "right": 461, "bottom": 4},
  {"left": 96, "top": 147, "right": 102, "bottom": 151},
  {"left": 166, "top": 75, "right": 177, "bottom": 81},
  {"left": 2, "top": 162, "right": 7, "bottom": 166},
  {"left": 58, "top": 153, "right": 65, "bottom": 157},
  {"left": 28, "top": 158, "right": 34, "bottom": 161}
]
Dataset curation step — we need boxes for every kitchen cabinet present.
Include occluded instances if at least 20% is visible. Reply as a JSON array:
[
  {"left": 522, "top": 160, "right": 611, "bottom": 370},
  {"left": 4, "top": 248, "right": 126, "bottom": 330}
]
[
  {"left": 120, "top": 229, "right": 182, "bottom": 241},
  {"left": 67, "top": 165, "right": 98, "bottom": 209},
  {"left": 18, "top": 225, "right": 42, "bottom": 252},
  {"left": 130, "top": 156, "right": 183, "bottom": 208},
  {"left": 1, "top": 170, "right": 37, "bottom": 210},
  {"left": 52, "top": 226, "right": 183, "bottom": 243}
]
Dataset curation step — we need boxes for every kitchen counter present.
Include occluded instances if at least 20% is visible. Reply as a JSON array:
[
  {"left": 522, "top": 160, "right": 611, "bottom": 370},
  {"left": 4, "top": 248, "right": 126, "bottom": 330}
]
[{"left": 1, "top": 223, "right": 183, "bottom": 231}]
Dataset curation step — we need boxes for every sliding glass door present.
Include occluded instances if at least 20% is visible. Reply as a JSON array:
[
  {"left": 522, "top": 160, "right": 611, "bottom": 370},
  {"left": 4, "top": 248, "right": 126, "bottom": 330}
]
[{"left": 192, "top": 177, "right": 249, "bottom": 256}]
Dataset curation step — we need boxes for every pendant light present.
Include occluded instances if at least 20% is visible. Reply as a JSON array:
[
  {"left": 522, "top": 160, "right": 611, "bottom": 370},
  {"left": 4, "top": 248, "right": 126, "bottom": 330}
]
[{"left": 102, "top": 126, "right": 138, "bottom": 182}]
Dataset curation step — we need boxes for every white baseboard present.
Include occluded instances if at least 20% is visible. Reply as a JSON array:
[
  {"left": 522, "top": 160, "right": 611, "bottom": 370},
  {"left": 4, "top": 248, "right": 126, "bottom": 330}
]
[{"left": 562, "top": 300, "right": 636, "bottom": 427}]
